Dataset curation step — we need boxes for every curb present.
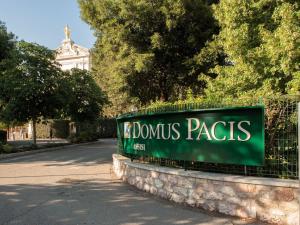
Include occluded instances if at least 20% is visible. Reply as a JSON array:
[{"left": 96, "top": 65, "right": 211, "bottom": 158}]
[{"left": 0, "top": 141, "right": 100, "bottom": 161}]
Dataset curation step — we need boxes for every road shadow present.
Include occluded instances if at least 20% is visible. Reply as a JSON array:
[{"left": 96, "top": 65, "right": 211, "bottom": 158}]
[{"left": 0, "top": 179, "right": 235, "bottom": 225}]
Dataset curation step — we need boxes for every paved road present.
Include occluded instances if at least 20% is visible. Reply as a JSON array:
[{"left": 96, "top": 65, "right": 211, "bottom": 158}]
[{"left": 0, "top": 139, "right": 259, "bottom": 225}]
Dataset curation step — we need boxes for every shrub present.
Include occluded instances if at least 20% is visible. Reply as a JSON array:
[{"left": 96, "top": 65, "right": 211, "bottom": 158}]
[
  {"left": 36, "top": 120, "right": 70, "bottom": 139},
  {"left": 2, "top": 144, "right": 15, "bottom": 154},
  {"left": 0, "top": 130, "right": 7, "bottom": 144},
  {"left": 67, "top": 134, "right": 78, "bottom": 143},
  {"left": 78, "top": 131, "right": 98, "bottom": 142},
  {"left": 52, "top": 120, "right": 70, "bottom": 138},
  {"left": 97, "top": 118, "right": 117, "bottom": 138},
  {"left": 68, "top": 131, "right": 98, "bottom": 143}
]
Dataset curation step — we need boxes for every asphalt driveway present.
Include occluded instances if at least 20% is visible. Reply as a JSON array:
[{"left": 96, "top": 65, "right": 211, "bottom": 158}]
[{"left": 0, "top": 139, "right": 259, "bottom": 225}]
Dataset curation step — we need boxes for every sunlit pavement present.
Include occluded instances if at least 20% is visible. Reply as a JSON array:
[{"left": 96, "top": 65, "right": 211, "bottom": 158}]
[{"left": 0, "top": 139, "right": 261, "bottom": 225}]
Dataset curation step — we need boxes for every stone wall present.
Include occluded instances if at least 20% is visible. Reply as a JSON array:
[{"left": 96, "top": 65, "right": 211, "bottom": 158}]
[{"left": 113, "top": 154, "right": 299, "bottom": 225}]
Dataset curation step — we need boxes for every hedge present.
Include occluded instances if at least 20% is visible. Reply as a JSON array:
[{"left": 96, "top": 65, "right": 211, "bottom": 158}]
[
  {"left": 36, "top": 120, "right": 70, "bottom": 139},
  {"left": 0, "top": 130, "right": 7, "bottom": 144}
]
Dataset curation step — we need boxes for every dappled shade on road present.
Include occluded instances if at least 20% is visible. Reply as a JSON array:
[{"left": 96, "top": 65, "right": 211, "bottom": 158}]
[{"left": 0, "top": 139, "right": 259, "bottom": 225}]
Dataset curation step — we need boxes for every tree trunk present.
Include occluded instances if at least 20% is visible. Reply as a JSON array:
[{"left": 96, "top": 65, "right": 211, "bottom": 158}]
[{"left": 32, "top": 118, "right": 37, "bottom": 145}]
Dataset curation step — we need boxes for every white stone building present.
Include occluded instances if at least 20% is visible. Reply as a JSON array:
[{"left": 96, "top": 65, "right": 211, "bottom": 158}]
[{"left": 55, "top": 25, "right": 90, "bottom": 71}]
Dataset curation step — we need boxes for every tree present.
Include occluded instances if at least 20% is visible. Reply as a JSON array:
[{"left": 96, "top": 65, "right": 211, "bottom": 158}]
[
  {"left": 79, "top": 0, "right": 220, "bottom": 114},
  {"left": 63, "top": 68, "right": 108, "bottom": 129},
  {"left": 205, "top": 0, "right": 300, "bottom": 100},
  {"left": 0, "top": 21, "right": 16, "bottom": 63},
  {"left": 0, "top": 41, "right": 66, "bottom": 144},
  {"left": 0, "top": 21, "right": 17, "bottom": 126}
]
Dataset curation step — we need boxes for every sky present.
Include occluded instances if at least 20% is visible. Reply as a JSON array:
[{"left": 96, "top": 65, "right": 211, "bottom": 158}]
[{"left": 0, "top": 0, "right": 96, "bottom": 49}]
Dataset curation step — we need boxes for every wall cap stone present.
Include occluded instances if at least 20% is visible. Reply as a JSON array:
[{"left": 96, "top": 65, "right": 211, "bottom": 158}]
[{"left": 113, "top": 154, "right": 299, "bottom": 188}]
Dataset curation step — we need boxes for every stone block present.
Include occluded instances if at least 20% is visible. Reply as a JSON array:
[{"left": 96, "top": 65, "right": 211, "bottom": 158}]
[
  {"left": 196, "top": 179, "right": 212, "bottom": 191},
  {"left": 141, "top": 170, "right": 149, "bottom": 178},
  {"left": 163, "top": 183, "right": 174, "bottom": 193},
  {"left": 236, "top": 207, "right": 255, "bottom": 218},
  {"left": 235, "top": 183, "right": 256, "bottom": 193},
  {"left": 226, "top": 197, "right": 241, "bottom": 205},
  {"left": 129, "top": 168, "right": 135, "bottom": 176},
  {"left": 203, "top": 200, "right": 216, "bottom": 212},
  {"left": 191, "top": 191, "right": 202, "bottom": 200},
  {"left": 275, "top": 187, "right": 294, "bottom": 202},
  {"left": 195, "top": 198, "right": 206, "bottom": 207},
  {"left": 136, "top": 181, "right": 144, "bottom": 190},
  {"left": 127, "top": 177, "right": 136, "bottom": 185},
  {"left": 287, "top": 212, "right": 299, "bottom": 225},
  {"left": 154, "top": 178, "right": 164, "bottom": 188},
  {"left": 255, "top": 185, "right": 271, "bottom": 194},
  {"left": 168, "top": 175, "right": 177, "bottom": 184},
  {"left": 279, "top": 200, "right": 299, "bottom": 212},
  {"left": 235, "top": 200, "right": 256, "bottom": 218},
  {"left": 159, "top": 173, "right": 168, "bottom": 182},
  {"left": 187, "top": 189, "right": 194, "bottom": 198},
  {"left": 124, "top": 169, "right": 129, "bottom": 177},
  {"left": 257, "top": 190, "right": 276, "bottom": 206},
  {"left": 174, "top": 186, "right": 188, "bottom": 197},
  {"left": 158, "top": 190, "right": 168, "bottom": 199},
  {"left": 257, "top": 208, "right": 286, "bottom": 225},
  {"left": 150, "top": 171, "right": 159, "bottom": 178},
  {"left": 144, "top": 177, "right": 152, "bottom": 185},
  {"left": 203, "top": 191, "right": 223, "bottom": 200},
  {"left": 194, "top": 184, "right": 205, "bottom": 196},
  {"left": 218, "top": 202, "right": 236, "bottom": 216},
  {"left": 171, "top": 193, "right": 185, "bottom": 203},
  {"left": 186, "top": 198, "right": 196, "bottom": 206},
  {"left": 135, "top": 168, "right": 141, "bottom": 176},
  {"left": 150, "top": 186, "right": 157, "bottom": 195},
  {"left": 177, "top": 177, "right": 194, "bottom": 189},
  {"left": 220, "top": 186, "right": 236, "bottom": 197},
  {"left": 143, "top": 183, "right": 150, "bottom": 192},
  {"left": 135, "top": 176, "right": 143, "bottom": 183}
]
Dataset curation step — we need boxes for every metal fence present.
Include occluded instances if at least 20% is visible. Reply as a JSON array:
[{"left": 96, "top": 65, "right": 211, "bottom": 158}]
[{"left": 117, "top": 95, "right": 299, "bottom": 179}]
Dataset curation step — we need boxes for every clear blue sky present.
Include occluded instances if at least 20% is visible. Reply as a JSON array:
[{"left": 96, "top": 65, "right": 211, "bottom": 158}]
[{"left": 0, "top": 0, "right": 96, "bottom": 49}]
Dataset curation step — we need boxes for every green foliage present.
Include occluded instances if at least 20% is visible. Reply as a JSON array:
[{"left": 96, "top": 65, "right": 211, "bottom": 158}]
[
  {"left": 67, "top": 133, "right": 78, "bottom": 143},
  {"left": 2, "top": 144, "right": 15, "bottom": 154},
  {"left": 0, "top": 41, "right": 67, "bottom": 144},
  {"left": 36, "top": 120, "right": 70, "bottom": 139},
  {"left": 77, "top": 131, "right": 98, "bottom": 142},
  {"left": 97, "top": 118, "right": 117, "bottom": 138},
  {"left": 0, "top": 130, "right": 7, "bottom": 144},
  {"left": 205, "top": 0, "right": 300, "bottom": 99},
  {"left": 0, "top": 41, "right": 66, "bottom": 123},
  {"left": 0, "top": 22, "right": 16, "bottom": 124},
  {"left": 68, "top": 130, "right": 98, "bottom": 143},
  {"left": 0, "top": 21, "right": 16, "bottom": 62},
  {"left": 79, "top": 0, "right": 221, "bottom": 115},
  {"left": 63, "top": 68, "right": 108, "bottom": 123}
]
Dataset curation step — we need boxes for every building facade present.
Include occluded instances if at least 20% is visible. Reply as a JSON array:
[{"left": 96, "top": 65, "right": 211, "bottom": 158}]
[{"left": 55, "top": 25, "right": 90, "bottom": 71}]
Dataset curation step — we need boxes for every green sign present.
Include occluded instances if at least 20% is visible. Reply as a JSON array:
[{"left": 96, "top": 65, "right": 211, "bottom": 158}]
[{"left": 117, "top": 106, "right": 265, "bottom": 166}]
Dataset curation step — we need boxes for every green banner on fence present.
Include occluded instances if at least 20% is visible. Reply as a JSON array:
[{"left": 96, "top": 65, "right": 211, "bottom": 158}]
[{"left": 117, "top": 106, "right": 265, "bottom": 166}]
